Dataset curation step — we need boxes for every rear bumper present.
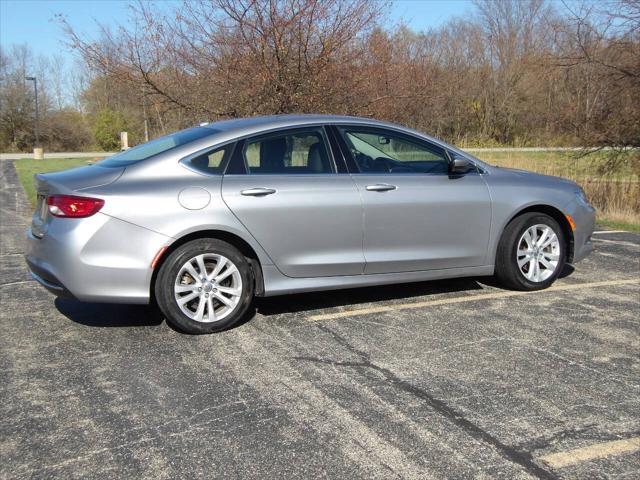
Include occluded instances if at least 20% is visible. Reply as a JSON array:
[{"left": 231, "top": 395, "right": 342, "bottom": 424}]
[
  {"left": 26, "top": 258, "right": 75, "bottom": 299},
  {"left": 25, "top": 213, "right": 171, "bottom": 304}
]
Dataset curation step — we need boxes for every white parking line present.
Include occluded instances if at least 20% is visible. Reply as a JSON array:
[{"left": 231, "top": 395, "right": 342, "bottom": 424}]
[
  {"left": 538, "top": 437, "right": 640, "bottom": 469},
  {"left": 308, "top": 279, "right": 639, "bottom": 321},
  {"left": 0, "top": 280, "right": 35, "bottom": 288},
  {"left": 592, "top": 238, "right": 639, "bottom": 247},
  {"left": 592, "top": 230, "right": 629, "bottom": 235}
]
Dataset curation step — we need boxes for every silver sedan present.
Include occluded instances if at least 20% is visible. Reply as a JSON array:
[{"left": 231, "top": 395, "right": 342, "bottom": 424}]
[{"left": 25, "top": 115, "right": 595, "bottom": 334}]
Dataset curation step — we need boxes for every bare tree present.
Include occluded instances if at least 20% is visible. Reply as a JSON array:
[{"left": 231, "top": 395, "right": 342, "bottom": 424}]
[
  {"left": 551, "top": 0, "right": 640, "bottom": 151},
  {"left": 49, "top": 54, "right": 67, "bottom": 110},
  {"left": 62, "top": 0, "right": 386, "bottom": 128},
  {"left": 0, "top": 44, "right": 93, "bottom": 152}
]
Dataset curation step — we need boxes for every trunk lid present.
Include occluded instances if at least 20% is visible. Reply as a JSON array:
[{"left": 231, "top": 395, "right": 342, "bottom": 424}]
[{"left": 34, "top": 164, "right": 124, "bottom": 194}]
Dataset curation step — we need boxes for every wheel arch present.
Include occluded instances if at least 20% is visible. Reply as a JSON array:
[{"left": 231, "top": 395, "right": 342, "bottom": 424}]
[
  {"left": 150, "top": 229, "right": 265, "bottom": 301},
  {"left": 502, "top": 204, "right": 575, "bottom": 263}
]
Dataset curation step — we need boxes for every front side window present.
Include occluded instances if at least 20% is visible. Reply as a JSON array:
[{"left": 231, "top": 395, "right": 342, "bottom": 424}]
[
  {"left": 338, "top": 127, "right": 450, "bottom": 174},
  {"left": 242, "top": 128, "right": 334, "bottom": 174}
]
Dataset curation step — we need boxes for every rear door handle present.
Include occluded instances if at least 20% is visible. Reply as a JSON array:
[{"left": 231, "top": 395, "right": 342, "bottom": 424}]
[
  {"left": 365, "top": 183, "right": 397, "bottom": 192},
  {"left": 240, "top": 187, "right": 277, "bottom": 197}
]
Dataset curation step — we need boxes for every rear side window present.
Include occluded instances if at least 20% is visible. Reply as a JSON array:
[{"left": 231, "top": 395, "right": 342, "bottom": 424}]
[
  {"left": 184, "top": 145, "right": 230, "bottom": 175},
  {"left": 242, "top": 128, "right": 334, "bottom": 174}
]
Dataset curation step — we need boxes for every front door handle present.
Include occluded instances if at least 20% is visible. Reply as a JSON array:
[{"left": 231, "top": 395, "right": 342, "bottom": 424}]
[
  {"left": 365, "top": 183, "right": 397, "bottom": 192},
  {"left": 240, "top": 187, "right": 277, "bottom": 197}
]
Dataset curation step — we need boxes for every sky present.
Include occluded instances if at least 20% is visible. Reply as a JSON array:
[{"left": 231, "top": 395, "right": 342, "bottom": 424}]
[{"left": 0, "top": 0, "right": 475, "bottom": 64}]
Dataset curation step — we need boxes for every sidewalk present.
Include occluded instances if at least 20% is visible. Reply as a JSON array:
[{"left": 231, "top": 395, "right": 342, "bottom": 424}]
[
  {"left": 0, "top": 152, "right": 115, "bottom": 161},
  {"left": 0, "top": 160, "right": 32, "bottom": 286}
]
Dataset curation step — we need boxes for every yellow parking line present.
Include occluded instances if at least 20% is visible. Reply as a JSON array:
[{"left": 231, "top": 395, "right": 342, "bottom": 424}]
[
  {"left": 538, "top": 437, "right": 640, "bottom": 469},
  {"left": 308, "top": 279, "right": 638, "bottom": 321}
]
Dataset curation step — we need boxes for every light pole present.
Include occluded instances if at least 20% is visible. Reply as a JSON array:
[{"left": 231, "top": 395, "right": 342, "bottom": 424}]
[{"left": 25, "top": 76, "right": 40, "bottom": 149}]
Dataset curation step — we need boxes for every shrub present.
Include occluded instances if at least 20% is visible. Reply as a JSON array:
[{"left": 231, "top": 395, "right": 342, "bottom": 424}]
[
  {"left": 91, "top": 108, "right": 127, "bottom": 151},
  {"left": 43, "top": 109, "right": 93, "bottom": 151}
]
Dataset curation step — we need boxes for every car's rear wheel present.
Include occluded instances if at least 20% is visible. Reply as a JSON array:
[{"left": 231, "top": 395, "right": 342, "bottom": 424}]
[
  {"left": 155, "top": 239, "right": 254, "bottom": 334},
  {"left": 495, "top": 212, "right": 566, "bottom": 291}
]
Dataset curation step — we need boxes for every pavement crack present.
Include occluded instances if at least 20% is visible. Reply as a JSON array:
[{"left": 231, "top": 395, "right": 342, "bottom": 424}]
[
  {"left": 350, "top": 437, "right": 402, "bottom": 478},
  {"left": 304, "top": 324, "right": 558, "bottom": 480},
  {"left": 292, "top": 356, "right": 371, "bottom": 369}
]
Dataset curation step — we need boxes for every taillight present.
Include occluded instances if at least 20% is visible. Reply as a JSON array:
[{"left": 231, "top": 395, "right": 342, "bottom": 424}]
[{"left": 47, "top": 195, "right": 104, "bottom": 218}]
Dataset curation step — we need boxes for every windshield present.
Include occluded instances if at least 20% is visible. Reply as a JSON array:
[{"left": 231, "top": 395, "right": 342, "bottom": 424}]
[{"left": 98, "top": 127, "right": 217, "bottom": 167}]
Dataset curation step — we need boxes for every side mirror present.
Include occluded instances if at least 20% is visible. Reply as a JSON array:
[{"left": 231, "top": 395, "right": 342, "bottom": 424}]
[{"left": 449, "top": 156, "right": 475, "bottom": 175}]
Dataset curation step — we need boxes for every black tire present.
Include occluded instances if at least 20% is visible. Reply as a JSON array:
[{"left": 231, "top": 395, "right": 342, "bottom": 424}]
[
  {"left": 495, "top": 212, "right": 566, "bottom": 291},
  {"left": 155, "top": 238, "right": 255, "bottom": 334}
]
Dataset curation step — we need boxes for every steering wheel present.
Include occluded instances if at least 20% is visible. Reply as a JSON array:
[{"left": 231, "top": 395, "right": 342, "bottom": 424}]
[
  {"left": 354, "top": 153, "right": 374, "bottom": 171},
  {"left": 384, "top": 158, "right": 425, "bottom": 173},
  {"left": 371, "top": 157, "right": 392, "bottom": 173}
]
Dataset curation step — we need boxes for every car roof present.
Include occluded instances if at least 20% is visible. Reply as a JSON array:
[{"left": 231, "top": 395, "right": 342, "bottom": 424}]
[{"left": 203, "top": 114, "right": 401, "bottom": 135}]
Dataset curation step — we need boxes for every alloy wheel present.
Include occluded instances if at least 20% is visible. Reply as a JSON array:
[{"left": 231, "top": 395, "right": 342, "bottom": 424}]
[
  {"left": 173, "top": 253, "right": 242, "bottom": 322},
  {"left": 516, "top": 224, "right": 561, "bottom": 283}
]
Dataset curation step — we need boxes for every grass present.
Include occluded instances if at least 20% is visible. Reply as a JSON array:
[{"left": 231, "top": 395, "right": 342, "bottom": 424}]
[
  {"left": 13, "top": 158, "right": 92, "bottom": 206},
  {"left": 597, "top": 219, "right": 640, "bottom": 233},
  {"left": 12, "top": 153, "right": 640, "bottom": 231}
]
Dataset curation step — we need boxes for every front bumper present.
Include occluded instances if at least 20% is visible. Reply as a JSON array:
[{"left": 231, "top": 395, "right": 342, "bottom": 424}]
[
  {"left": 564, "top": 197, "right": 596, "bottom": 263},
  {"left": 25, "top": 212, "right": 171, "bottom": 304}
]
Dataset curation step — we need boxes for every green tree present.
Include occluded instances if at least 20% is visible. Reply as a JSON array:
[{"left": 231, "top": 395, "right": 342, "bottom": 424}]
[{"left": 91, "top": 107, "right": 127, "bottom": 151}]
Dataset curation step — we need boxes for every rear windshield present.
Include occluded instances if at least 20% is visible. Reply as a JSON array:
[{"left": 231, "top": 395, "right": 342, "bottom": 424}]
[{"left": 98, "top": 127, "right": 217, "bottom": 167}]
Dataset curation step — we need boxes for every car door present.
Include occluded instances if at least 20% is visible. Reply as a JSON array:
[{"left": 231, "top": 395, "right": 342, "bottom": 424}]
[
  {"left": 333, "top": 125, "right": 491, "bottom": 274},
  {"left": 221, "top": 126, "right": 365, "bottom": 278}
]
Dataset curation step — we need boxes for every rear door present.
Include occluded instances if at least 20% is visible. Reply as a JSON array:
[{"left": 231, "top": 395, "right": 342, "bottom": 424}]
[
  {"left": 221, "top": 126, "right": 365, "bottom": 278},
  {"left": 333, "top": 125, "right": 491, "bottom": 274}
]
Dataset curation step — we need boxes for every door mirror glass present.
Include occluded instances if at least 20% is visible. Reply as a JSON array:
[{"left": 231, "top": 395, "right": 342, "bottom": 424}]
[{"left": 450, "top": 156, "right": 476, "bottom": 175}]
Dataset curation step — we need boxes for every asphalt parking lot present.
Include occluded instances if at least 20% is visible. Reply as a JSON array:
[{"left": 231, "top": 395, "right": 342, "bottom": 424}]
[{"left": 1, "top": 160, "right": 638, "bottom": 479}]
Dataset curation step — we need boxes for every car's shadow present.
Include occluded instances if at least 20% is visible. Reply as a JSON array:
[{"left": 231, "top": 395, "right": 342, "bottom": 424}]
[
  {"left": 55, "top": 299, "right": 165, "bottom": 328},
  {"left": 255, "top": 277, "right": 485, "bottom": 316},
  {"left": 55, "top": 265, "right": 575, "bottom": 329}
]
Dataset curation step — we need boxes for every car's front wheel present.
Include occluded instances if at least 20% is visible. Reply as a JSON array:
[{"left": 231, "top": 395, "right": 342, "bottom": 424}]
[
  {"left": 155, "top": 239, "right": 254, "bottom": 334},
  {"left": 495, "top": 212, "right": 566, "bottom": 291}
]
